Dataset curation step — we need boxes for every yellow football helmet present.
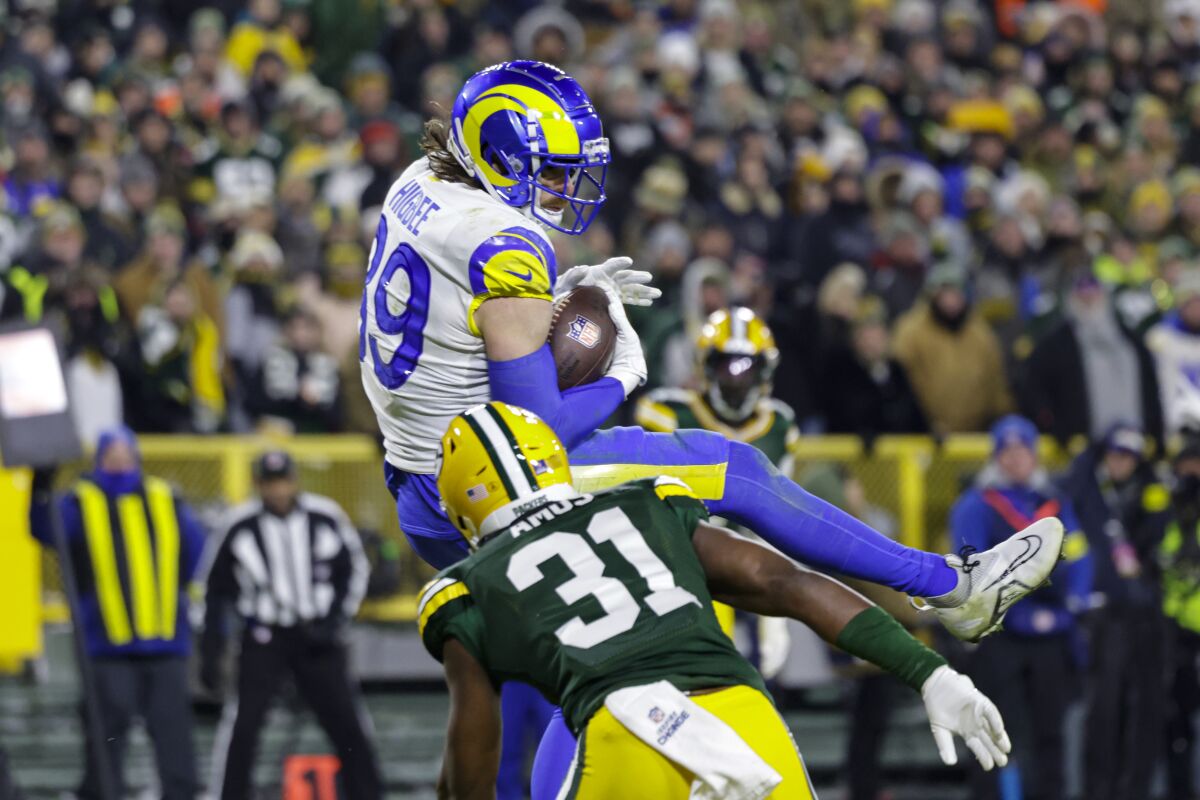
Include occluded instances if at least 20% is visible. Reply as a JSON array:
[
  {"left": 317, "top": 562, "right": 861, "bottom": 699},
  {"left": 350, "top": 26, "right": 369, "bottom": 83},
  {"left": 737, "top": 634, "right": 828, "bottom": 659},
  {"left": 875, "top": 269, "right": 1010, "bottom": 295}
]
[
  {"left": 436, "top": 402, "right": 575, "bottom": 548},
  {"left": 695, "top": 307, "right": 780, "bottom": 423}
]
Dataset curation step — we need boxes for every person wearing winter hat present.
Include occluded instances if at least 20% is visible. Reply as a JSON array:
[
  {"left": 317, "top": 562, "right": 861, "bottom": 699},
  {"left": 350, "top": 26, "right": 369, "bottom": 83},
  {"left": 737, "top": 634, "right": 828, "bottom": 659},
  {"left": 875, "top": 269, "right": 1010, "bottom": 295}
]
[
  {"left": 28, "top": 427, "right": 206, "bottom": 800},
  {"left": 950, "top": 415, "right": 1092, "bottom": 800}
]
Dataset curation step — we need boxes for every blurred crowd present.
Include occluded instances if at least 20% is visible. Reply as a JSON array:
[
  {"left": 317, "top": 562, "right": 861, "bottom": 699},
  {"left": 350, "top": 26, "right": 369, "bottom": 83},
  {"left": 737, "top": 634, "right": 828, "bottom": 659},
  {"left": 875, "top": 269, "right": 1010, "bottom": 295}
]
[{"left": 4, "top": 0, "right": 1200, "bottom": 450}]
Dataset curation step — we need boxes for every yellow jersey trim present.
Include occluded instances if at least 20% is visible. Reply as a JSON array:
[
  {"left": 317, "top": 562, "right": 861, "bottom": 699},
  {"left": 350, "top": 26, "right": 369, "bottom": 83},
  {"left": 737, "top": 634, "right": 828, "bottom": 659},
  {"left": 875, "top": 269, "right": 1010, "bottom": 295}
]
[{"left": 418, "top": 580, "right": 471, "bottom": 637}]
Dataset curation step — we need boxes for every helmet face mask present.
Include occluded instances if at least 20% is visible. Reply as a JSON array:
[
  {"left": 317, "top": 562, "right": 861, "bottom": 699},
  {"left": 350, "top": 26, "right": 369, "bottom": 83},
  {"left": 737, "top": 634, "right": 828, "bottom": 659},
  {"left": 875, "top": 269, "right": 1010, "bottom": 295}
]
[
  {"left": 695, "top": 307, "right": 781, "bottom": 425},
  {"left": 448, "top": 60, "right": 610, "bottom": 236},
  {"left": 706, "top": 352, "right": 770, "bottom": 423}
]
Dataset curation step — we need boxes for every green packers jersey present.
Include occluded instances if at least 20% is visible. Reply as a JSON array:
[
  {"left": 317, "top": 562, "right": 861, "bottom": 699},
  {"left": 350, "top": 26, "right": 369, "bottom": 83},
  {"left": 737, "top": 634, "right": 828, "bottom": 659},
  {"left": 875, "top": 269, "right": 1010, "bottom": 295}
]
[
  {"left": 418, "top": 477, "right": 767, "bottom": 733},
  {"left": 635, "top": 388, "right": 799, "bottom": 467}
]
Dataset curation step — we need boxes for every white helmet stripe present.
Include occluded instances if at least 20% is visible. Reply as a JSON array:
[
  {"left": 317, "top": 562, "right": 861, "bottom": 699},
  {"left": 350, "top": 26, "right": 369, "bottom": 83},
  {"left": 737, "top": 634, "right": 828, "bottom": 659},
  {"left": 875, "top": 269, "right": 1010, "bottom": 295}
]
[{"left": 469, "top": 407, "right": 538, "bottom": 495}]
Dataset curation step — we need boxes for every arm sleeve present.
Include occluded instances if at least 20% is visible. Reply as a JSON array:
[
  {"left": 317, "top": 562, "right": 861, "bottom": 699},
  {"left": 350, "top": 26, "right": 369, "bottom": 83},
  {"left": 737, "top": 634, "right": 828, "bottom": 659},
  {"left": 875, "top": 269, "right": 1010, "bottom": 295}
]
[
  {"left": 200, "top": 528, "right": 237, "bottom": 662},
  {"left": 418, "top": 576, "right": 485, "bottom": 663},
  {"left": 330, "top": 506, "right": 370, "bottom": 619},
  {"left": 488, "top": 345, "right": 625, "bottom": 449},
  {"left": 176, "top": 500, "right": 209, "bottom": 583}
]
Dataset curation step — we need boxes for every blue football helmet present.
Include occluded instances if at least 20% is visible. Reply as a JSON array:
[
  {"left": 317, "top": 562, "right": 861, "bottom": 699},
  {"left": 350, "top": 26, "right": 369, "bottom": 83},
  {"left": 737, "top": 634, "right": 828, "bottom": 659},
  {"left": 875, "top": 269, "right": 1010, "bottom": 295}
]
[{"left": 447, "top": 60, "right": 610, "bottom": 235}]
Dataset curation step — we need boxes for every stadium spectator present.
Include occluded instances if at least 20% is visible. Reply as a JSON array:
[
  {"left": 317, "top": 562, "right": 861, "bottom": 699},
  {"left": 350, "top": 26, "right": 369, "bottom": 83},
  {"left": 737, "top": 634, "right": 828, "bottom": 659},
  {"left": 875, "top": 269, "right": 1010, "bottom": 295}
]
[
  {"left": 246, "top": 305, "right": 341, "bottom": 433},
  {"left": 1060, "top": 422, "right": 1170, "bottom": 800},
  {"left": 1020, "top": 271, "right": 1164, "bottom": 446},
  {"left": 131, "top": 278, "right": 224, "bottom": 433},
  {"left": 114, "top": 203, "right": 221, "bottom": 329},
  {"left": 63, "top": 156, "right": 132, "bottom": 270},
  {"left": 820, "top": 295, "right": 927, "bottom": 439},
  {"left": 1, "top": 119, "right": 59, "bottom": 218},
  {"left": 1162, "top": 438, "right": 1200, "bottom": 800},
  {"left": 28, "top": 427, "right": 206, "bottom": 800},
  {"left": 62, "top": 271, "right": 126, "bottom": 447},
  {"left": 223, "top": 230, "right": 284, "bottom": 393},
  {"left": 892, "top": 259, "right": 1014, "bottom": 434},
  {"left": 950, "top": 415, "right": 1092, "bottom": 800},
  {"left": 1148, "top": 271, "right": 1200, "bottom": 436},
  {"left": 201, "top": 450, "right": 379, "bottom": 800}
]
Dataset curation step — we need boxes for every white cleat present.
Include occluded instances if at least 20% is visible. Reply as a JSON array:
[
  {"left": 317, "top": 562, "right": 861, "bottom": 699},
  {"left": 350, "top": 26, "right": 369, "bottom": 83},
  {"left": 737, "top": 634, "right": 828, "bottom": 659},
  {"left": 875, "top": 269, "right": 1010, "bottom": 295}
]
[{"left": 922, "top": 517, "right": 1065, "bottom": 643}]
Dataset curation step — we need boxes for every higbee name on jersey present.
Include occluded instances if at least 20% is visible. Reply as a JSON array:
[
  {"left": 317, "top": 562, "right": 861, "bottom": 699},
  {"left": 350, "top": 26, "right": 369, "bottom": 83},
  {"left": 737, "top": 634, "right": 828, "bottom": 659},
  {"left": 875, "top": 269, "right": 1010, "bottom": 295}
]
[{"left": 359, "top": 158, "right": 558, "bottom": 473}]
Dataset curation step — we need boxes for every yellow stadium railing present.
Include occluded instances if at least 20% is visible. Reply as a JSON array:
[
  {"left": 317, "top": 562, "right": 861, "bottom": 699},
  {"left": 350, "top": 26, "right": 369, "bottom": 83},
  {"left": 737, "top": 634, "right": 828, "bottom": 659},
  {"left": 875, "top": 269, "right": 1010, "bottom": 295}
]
[{"left": 24, "top": 433, "right": 1079, "bottom": 633}]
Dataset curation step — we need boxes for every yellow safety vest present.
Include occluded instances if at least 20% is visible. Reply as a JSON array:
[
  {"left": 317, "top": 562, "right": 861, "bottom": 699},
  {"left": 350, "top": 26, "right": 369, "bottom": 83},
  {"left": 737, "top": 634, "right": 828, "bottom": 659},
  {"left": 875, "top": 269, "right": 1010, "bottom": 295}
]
[{"left": 75, "top": 477, "right": 182, "bottom": 646}]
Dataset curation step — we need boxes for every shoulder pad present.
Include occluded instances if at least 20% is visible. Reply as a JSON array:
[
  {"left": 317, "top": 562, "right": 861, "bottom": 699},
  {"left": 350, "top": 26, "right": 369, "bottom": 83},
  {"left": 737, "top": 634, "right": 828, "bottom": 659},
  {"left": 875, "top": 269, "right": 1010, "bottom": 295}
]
[
  {"left": 647, "top": 387, "right": 697, "bottom": 405},
  {"left": 764, "top": 398, "right": 797, "bottom": 422}
]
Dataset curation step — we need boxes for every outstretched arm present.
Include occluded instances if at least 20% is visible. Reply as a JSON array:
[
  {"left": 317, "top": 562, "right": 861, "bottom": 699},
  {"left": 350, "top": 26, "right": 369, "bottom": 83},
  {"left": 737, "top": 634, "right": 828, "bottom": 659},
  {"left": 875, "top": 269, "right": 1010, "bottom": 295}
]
[
  {"left": 439, "top": 639, "right": 501, "bottom": 800},
  {"left": 693, "top": 522, "right": 1011, "bottom": 770},
  {"left": 478, "top": 296, "right": 627, "bottom": 449}
]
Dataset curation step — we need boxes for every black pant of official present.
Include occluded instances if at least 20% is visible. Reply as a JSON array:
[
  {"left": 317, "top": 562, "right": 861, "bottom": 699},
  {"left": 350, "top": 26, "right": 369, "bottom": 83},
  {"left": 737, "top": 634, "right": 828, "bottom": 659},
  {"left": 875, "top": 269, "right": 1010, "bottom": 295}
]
[
  {"left": 78, "top": 655, "right": 197, "bottom": 800},
  {"left": 844, "top": 673, "right": 903, "bottom": 800},
  {"left": 212, "top": 626, "right": 382, "bottom": 800},
  {"left": 1167, "top": 626, "right": 1200, "bottom": 800},
  {"left": 966, "top": 632, "right": 1073, "bottom": 800},
  {"left": 1084, "top": 606, "right": 1168, "bottom": 800}
]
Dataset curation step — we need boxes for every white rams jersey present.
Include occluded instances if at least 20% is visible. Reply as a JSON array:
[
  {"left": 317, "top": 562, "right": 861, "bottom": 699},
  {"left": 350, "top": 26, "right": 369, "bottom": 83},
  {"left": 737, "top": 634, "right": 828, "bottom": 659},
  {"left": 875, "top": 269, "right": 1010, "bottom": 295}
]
[{"left": 359, "top": 158, "right": 558, "bottom": 472}]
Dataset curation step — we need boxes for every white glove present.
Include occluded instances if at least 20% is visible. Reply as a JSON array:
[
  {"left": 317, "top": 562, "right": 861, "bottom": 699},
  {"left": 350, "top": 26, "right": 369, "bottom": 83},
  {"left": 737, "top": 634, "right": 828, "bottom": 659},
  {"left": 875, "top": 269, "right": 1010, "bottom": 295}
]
[
  {"left": 591, "top": 278, "right": 647, "bottom": 396},
  {"left": 921, "top": 665, "right": 1011, "bottom": 771},
  {"left": 757, "top": 616, "right": 791, "bottom": 680},
  {"left": 554, "top": 256, "right": 662, "bottom": 307}
]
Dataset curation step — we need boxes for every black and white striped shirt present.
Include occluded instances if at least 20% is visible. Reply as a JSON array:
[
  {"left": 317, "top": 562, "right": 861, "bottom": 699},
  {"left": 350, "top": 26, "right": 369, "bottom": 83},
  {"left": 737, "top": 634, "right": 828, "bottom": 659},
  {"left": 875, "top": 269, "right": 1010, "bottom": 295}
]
[{"left": 202, "top": 493, "right": 368, "bottom": 627}]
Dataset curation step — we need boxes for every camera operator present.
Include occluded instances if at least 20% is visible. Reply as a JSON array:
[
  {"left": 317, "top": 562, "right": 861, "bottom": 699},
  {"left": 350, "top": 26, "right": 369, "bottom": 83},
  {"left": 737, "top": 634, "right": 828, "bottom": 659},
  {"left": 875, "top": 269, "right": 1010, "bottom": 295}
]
[{"left": 1162, "top": 438, "right": 1200, "bottom": 800}]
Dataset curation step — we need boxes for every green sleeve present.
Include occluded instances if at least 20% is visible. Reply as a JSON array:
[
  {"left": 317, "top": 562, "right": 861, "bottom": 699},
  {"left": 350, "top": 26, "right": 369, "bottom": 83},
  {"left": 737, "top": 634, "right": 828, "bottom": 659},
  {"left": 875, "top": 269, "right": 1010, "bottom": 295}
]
[
  {"left": 836, "top": 606, "right": 948, "bottom": 691},
  {"left": 417, "top": 574, "right": 485, "bottom": 664}
]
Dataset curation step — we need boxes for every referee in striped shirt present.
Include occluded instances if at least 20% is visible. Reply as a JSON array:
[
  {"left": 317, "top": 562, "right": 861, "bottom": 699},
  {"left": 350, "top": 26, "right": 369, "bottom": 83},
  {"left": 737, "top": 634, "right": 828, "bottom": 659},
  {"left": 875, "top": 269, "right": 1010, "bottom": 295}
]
[{"left": 200, "top": 450, "right": 381, "bottom": 800}]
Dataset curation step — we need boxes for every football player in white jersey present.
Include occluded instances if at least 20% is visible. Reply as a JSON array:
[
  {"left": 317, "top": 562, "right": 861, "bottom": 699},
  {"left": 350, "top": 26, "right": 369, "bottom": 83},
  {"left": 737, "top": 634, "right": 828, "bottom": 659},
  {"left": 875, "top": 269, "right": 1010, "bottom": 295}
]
[{"left": 359, "top": 60, "right": 1064, "bottom": 798}]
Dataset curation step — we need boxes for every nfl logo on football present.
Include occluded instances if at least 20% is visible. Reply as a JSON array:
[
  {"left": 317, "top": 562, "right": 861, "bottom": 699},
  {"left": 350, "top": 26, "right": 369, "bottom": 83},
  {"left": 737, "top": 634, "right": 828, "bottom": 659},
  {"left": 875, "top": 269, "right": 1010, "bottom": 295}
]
[{"left": 567, "top": 314, "right": 601, "bottom": 349}]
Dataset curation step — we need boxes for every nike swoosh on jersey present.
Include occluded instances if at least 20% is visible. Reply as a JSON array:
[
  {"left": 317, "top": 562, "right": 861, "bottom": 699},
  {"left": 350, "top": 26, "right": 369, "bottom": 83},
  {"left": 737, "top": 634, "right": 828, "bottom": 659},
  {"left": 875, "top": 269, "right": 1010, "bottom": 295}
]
[{"left": 505, "top": 268, "right": 534, "bottom": 281}]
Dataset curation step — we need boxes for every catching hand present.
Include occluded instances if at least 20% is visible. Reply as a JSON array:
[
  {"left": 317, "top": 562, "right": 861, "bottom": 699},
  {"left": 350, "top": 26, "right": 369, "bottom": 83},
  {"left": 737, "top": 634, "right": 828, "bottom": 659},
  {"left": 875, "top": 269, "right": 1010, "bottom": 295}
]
[
  {"left": 555, "top": 257, "right": 661, "bottom": 307},
  {"left": 921, "top": 665, "right": 1011, "bottom": 771}
]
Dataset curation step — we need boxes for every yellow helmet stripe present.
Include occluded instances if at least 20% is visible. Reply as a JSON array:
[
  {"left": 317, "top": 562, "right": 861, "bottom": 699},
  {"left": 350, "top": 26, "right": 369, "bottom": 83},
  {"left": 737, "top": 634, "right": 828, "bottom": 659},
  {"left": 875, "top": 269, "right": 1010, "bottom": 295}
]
[
  {"left": 481, "top": 405, "right": 541, "bottom": 489},
  {"left": 478, "top": 84, "right": 581, "bottom": 155}
]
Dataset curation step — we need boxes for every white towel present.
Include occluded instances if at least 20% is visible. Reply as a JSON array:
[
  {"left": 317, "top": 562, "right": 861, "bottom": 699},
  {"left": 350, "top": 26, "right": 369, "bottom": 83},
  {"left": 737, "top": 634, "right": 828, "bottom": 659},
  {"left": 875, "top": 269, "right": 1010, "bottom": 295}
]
[{"left": 603, "top": 681, "right": 782, "bottom": 800}]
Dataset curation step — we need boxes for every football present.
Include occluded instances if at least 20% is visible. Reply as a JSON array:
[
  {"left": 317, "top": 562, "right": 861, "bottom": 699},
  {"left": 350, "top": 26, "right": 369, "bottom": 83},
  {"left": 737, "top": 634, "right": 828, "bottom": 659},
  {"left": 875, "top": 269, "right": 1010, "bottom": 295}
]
[{"left": 548, "top": 285, "right": 617, "bottom": 390}]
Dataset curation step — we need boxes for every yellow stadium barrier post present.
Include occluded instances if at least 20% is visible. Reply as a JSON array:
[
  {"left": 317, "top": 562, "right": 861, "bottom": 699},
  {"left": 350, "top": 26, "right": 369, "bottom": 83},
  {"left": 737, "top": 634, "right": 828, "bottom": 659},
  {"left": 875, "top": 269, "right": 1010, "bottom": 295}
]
[
  {"left": 0, "top": 468, "right": 41, "bottom": 673},
  {"left": 875, "top": 437, "right": 935, "bottom": 551}
]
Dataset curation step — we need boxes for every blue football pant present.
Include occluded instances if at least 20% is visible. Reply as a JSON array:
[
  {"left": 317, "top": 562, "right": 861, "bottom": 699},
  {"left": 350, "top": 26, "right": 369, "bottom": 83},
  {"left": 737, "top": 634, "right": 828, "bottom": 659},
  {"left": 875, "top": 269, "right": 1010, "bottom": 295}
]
[{"left": 387, "top": 426, "right": 954, "bottom": 597}]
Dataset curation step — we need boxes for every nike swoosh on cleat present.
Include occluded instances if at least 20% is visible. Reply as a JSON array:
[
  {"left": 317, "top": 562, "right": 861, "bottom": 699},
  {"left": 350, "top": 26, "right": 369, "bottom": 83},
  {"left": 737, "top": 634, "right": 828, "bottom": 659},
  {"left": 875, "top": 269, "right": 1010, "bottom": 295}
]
[
  {"left": 505, "top": 268, "right": 534, "bottom": 281},
  {"left": 982, "top": 534, "right": 1041, "bottom": 592}
]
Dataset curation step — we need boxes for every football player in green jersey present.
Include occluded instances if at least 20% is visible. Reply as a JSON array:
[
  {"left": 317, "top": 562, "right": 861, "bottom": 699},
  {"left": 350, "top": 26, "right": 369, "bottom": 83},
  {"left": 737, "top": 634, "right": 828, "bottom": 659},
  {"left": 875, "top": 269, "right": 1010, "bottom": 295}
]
[
  {"left": 636, "top": 306, "right": 797, "bottom": 469},
  {"left": 636, "top": 305, "right": 796, "bottom": 668},
  {"left": 420, "top": 402, "right": 1013, "bottom": 800}
]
